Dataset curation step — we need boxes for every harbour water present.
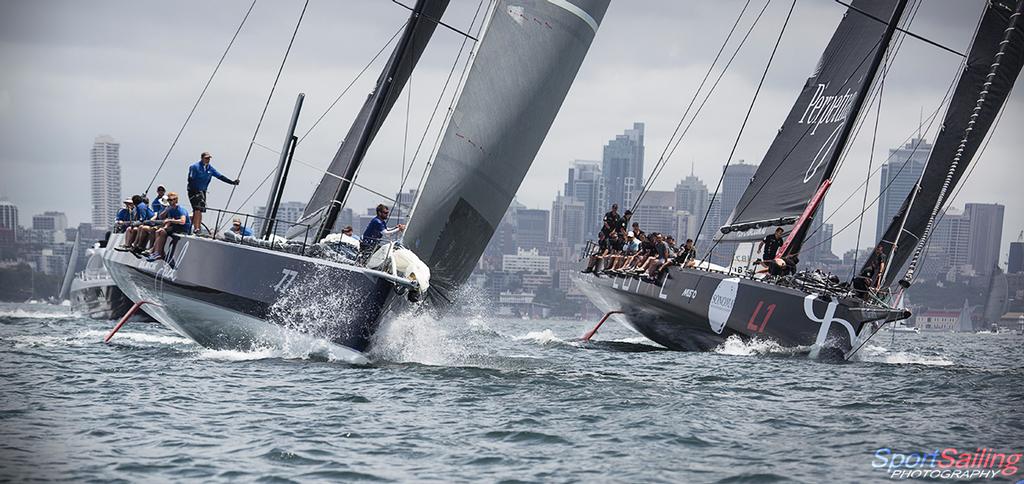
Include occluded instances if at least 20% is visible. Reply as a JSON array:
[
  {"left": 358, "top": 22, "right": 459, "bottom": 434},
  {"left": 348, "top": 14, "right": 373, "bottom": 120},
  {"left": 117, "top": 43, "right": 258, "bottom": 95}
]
[{"left": 0, "top": 302, "right": 1021, "bottom": 482}]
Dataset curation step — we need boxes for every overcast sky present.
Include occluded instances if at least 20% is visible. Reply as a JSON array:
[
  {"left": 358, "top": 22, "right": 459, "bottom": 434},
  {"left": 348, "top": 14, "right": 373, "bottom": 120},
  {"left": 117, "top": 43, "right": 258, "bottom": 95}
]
[{"left": 1, "top": 0, "right": 1020, "bottom": 264}]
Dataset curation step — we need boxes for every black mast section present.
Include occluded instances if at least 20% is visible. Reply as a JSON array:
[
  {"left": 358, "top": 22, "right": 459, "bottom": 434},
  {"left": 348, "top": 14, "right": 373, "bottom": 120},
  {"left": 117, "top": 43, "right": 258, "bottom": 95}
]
[{"left": 304, "top": 0, "right": 449, "bottom": 242}]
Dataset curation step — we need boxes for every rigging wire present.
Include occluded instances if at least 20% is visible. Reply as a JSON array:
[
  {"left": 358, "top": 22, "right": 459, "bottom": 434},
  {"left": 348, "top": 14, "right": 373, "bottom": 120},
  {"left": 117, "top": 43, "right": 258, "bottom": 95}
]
[
  {"left": 630, "top": 0, "right": 753, "bottom": 211},
  {"left": 297, "top": 21, "right": 408, "bottom": 145},
  {"left": 392, "top": 0, "right": 487, "bottom": 220},
  {"left": 217, "top": 0, "right": 310, "bottom": 233},
  {"left": 694, "top": 0, "right": 797, "bottom": 261},
  {"left": 407, "top": 0, "right": 496, "bottom": 223},
  {"left": 143, "top": 0, "right": 258, "bottom": 196},
  {"left": 849, "top": 76, "right": 884, "bottom": 279},
  {"left": 218, "top": 19, "right": 420, "bottom": 222}
]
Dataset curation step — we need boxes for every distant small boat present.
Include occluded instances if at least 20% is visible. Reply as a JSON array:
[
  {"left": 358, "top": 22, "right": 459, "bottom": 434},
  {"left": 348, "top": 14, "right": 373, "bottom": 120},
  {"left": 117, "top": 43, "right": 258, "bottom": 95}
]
[{"left": 885, "top": 322, "right": 920, "bottom": 334}]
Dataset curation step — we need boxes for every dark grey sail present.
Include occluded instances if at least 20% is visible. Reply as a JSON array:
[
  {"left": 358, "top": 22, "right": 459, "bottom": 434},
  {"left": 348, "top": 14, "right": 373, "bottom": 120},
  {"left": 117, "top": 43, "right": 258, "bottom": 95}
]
[
  {"left": 403, "top": 0, "right": 610, "bottom": 302},
  {"left": 719, "top": 0, "right": 906, "bottom": 243},
  {"left": 868, "top": 0, "right": 1024, "bottom": 286},
  {"left": 293, "top": 0, "right": 450, "bottom": 241}
]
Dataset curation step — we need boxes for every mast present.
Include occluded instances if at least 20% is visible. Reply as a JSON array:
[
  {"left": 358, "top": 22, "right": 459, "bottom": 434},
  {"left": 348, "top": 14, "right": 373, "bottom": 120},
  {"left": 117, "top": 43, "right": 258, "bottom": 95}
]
[
  {"left": 294, "top": 0, "right": 451, "bottom": 242},
  {"left": 262, "top": 93, "right": 304, "bottom": 239},
  {"left": 779, "top": 0, "right": 909, "bottom": 257}
]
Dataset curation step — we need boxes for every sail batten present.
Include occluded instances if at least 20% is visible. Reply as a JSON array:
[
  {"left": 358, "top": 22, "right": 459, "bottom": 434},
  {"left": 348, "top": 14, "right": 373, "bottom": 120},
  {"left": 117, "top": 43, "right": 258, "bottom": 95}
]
[
  {"left": 718, "top": 0, "right": 906, "bottom": 244},
  {"left": 403, "top": 0, "right": 610, "bottom": 303}
]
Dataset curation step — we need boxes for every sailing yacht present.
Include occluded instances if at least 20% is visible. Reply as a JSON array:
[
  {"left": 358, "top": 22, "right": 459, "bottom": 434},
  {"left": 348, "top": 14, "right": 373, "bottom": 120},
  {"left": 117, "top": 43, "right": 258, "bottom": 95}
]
[
  {"left": 103, "top": 0, "right": 610, "bottom": 361},
  {"left": 575, "top": 0, "right": 1023, "bottom": 359}
]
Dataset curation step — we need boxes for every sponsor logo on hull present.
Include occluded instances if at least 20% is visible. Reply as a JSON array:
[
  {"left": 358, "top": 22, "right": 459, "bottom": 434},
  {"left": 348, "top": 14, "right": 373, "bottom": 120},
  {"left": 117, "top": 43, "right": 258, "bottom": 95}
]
[{"left": 708, "top": 277, "right": 740, "bottom": 334}]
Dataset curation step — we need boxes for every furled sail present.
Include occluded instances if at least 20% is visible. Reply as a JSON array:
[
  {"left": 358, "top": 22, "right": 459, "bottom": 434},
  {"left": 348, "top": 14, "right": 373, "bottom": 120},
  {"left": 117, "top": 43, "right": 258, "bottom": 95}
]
[
  {"left": 291, "top": 0, "right": 451, "bottom": 242},
  {"left": 403, "top": 0, "right": 610, "bottom": 302},
  {"left": 868, "top": 0, "right": 1024, "bottom": 287},
  {"left": 718, "top": 0, "right": 905, "bottom": 242}
]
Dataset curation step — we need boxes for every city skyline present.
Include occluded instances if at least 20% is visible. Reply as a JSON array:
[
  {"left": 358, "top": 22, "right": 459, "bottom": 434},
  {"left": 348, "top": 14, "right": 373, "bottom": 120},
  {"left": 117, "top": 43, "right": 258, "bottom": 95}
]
[{"left": 2, "top": 1, "right": 1022, "bottom": 264}]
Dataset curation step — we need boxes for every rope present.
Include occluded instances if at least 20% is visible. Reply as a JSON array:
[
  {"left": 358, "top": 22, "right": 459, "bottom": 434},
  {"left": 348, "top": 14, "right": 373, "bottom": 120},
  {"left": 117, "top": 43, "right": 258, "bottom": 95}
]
[
  {"left": 218, "top": 0, "right": 310, "bottom": 233},
  {"left": 630, "top": 0, "right": 753, "bottom": 212},
  {"left": 143, "top": 0, "right": 257, "bottom": 196},
  {"left": 694, "top": 0, "right": 796, "bottom": 250}
]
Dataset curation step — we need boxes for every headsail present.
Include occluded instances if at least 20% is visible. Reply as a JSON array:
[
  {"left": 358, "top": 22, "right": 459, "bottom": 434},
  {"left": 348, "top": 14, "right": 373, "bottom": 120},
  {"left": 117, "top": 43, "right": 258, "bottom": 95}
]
[
  {"left": 291, "top": 0, "right": 451, "bottom": 241},
  {"left": 403, "top": 0, "right": 610, "bottom": 302},
  {"left": 718, "top": 0, "right": 906, "bottom": 243},
  {"left": 868, "top": 0, "right": 1024, "bottom": 287}
]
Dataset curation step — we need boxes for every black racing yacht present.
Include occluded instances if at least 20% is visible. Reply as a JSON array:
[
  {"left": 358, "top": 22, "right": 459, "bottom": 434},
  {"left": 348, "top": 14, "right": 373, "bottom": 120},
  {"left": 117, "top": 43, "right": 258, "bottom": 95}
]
[
  {"left": 104, "top": 0, "right": 610, "bottom": 362},
  {"left": 575, "top": 0, "right": 1023, "bottom": 359}
]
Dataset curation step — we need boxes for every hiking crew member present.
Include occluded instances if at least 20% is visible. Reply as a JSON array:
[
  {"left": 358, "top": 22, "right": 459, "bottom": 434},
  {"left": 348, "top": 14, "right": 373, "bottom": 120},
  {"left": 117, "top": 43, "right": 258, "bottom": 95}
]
[
  {"left": 757, "top": 227, "right": 785, "bottom": 262},
  {"left": 151, "top": 185, "right": 167, "bottom": 214},
  {"left": 361, "top": 204, "right": 405, "bottom": 254},
  {"left": 602, "top": 204, "right": 621, "bottom": 235},
  {"left": 147, "top": 192, "right": 190, "bottom": 262},
  {"left": 187, "top": 152, "right": 239, "bottom": 235}
]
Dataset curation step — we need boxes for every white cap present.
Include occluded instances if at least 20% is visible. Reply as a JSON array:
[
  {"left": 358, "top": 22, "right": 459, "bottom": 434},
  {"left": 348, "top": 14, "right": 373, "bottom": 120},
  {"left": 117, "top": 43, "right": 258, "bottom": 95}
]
[{"left": 627, "top": 231, "right": 634, "bottom": 238}]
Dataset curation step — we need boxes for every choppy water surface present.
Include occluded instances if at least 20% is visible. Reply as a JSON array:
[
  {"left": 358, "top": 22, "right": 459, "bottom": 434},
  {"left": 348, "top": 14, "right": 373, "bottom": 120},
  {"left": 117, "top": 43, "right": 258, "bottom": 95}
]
[{"left": 1, "top": 302, "right": 1021, "bottom": 482}]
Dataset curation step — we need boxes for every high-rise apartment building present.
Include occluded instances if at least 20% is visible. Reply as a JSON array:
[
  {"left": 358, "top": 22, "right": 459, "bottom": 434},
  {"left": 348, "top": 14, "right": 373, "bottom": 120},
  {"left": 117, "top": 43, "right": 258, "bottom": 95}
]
[
  {"left": 0, "top": 199, "right": 18, "bottom": 230},
  {"left": 551, "top": 193, "right": 586, "bottom": 249},
  {"left": 564, "top": 160, "right": 604, "bottom": 232},
  {"left": 32, "top": 211, "right": 68, "bottom": 231},
  {"left": 91, "top": 135, "right": 122, "bottom": 227},
  {"left": 633, "top": 190, "right": 676, "bottom": 236},
  {"left": 602, "top": 123, "right": 644, "bottom": 209},
  {"left": 876, "top": 137, "right": 930, "bottom": 242},
  {"left": 515, "top": 208, "right": 550, "bottom": 252},
  {"left": 674, "top": 174, "right": 708, "bottom": 223},
  {"left": 1009, "top": 236, "right": 1023, "bottom": 274},
  {"left": 720, "top": 160, "right": 758, "bottom": 225},
  {"left": 965, "top": 203, "right": 1004, "bottom": 277},
  {"left": 254, "top": 201, "right": 307, "bottom": 238}
]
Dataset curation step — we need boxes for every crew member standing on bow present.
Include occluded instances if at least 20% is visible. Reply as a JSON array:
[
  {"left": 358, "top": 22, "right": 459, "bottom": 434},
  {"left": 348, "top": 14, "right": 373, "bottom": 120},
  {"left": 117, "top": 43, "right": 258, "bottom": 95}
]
[{"left": 187, "top": 152, "right": 239, "bottom": 235}]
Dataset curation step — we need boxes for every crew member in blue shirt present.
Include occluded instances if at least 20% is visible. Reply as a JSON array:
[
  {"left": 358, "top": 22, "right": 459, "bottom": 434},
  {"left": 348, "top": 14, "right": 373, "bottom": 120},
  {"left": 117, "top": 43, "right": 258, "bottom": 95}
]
[
  {"left": 114, "top": 199, "right": 133, "bottom": 232},
  {"left": 116, "top": 195, "right": 155, "bottom": 251},
  {"left": 151, "top": 185, "right": 167, "bottom": 214},
  {"left": 360, "top": 204, "right": 404, "bottom": 254},
  {"left": 187, "top": 152, "right": 239, "bottom": 235},
  {"left": 147, "top": 192, "right": 191, "bottom": 262}
]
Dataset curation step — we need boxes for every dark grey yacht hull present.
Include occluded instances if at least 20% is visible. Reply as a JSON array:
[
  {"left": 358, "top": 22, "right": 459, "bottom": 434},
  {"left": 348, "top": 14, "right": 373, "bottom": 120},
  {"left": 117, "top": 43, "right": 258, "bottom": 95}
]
[
  {"left": 103, "top": 234, "right": 414, "bottom": 362},
  {"left": 574, "top": 266, "right": 910, "bottom": 359}
]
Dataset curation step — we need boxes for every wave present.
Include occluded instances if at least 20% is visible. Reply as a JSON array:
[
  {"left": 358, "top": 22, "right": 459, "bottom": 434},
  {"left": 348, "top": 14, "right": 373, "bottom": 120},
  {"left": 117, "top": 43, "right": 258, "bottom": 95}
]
[
  {"left": 0, "top": 308, "right": 74, "bottom": 320},
  {"left": 851, "top": 344, "right": 954, "bottom": 366},
  {"left": 513, "top": 329, "right": 571, "bottom": 346},
  {"left": 713, "top": 335, "right": 804, "bottom": 356}
]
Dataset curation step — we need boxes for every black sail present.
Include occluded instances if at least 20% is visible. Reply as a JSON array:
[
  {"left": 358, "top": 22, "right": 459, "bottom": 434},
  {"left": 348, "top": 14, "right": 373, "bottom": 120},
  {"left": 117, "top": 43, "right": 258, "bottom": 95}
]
[
  {"left": 402, "top": 0, "right": 610, "bottom": 302},
  {"left": 293, "top": 0, "right": 450, "bottom": 241},
  {"left": 719, "top": 0, "right": 905, "bottom": 242},
  {"left": 868, "top": 0, "right": 1024, "bottom": 286}
]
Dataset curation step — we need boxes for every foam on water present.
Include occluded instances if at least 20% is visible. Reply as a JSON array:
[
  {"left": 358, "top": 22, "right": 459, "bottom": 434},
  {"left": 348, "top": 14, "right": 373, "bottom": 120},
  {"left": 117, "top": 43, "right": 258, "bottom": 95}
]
[
  {"left": 0, "top": 307, "right": 74, "bottom": 320},
  {"left": 514, "top": 329, "right": 568, "bottom": 345},
  {"left": 852, "top": 344, "right": 954, "bottom": 366},
  {"left": 370, "top": 310, "right": 468, "bottom": 366},
  {"left": 713, "top": 335, "right": 804, "bottom": 356}
]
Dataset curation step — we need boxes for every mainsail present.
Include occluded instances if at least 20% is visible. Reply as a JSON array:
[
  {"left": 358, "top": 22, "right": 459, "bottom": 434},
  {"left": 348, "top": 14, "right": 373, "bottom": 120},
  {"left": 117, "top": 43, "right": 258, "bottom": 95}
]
[
  {"left": 718, "top": 0, "right": 906, "bottom": 243},
  {"left": 293, "top": 0, "right": 451, "bottom": 241},
  {"left": 868, "top": 0, "right": 1024, "bottom": 287},
  {"left": 403, "top": 0, "right": 610, "bottom": 302}
]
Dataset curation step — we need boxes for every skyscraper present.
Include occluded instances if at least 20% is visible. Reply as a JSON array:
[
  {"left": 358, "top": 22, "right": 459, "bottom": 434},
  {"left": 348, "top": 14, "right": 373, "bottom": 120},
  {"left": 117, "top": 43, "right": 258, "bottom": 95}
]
[
  {"left": 32, "top": 211, "right": 68, "bottom": 231},
  {"left": 1009, "top": 236, "right": 1023, "bottom": 274},
  {"left": 91, "top": 135, "right": 122, "bottom": 227},
  {"left": 0, "top": 199, "right": 18, "bottom": 230},
  {"left": 720, "top": 159, "right": 758, "bottom": 224},
  {"left": 633, "top": 190, "right": 676, "bottom": 236},
  {"left": 965, "top": 203, "right": 1004, "bottom": 277},
  {"left": 602, "top": 123, "right": 644, "bottom": 209},
  {"left": 674, "top": 173, "right": 708, "bottom": 223},
  {"left": 876, "top": 137, "right": 930, "bottom": 242},
  {"left": 515, "top": 208, "right": 550, "bottom": 252},
  {"left": 254, "top": 201, "right": 307, "bottom": 238},
  {"left": 925, "top": 207, "right": 971, "bottom": 278},
  {"left": 551, "top": 193, "right": 586, "bottom": 248},
  {"left": 564, "top": 160, "right": 604, "bottom": 232}
]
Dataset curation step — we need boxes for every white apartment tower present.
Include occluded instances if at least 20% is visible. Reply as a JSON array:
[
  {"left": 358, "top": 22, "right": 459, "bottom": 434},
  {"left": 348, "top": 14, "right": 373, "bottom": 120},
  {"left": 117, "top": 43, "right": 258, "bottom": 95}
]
[{"left": 91, "top": 135, "right": 122, "bottom": 227}]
